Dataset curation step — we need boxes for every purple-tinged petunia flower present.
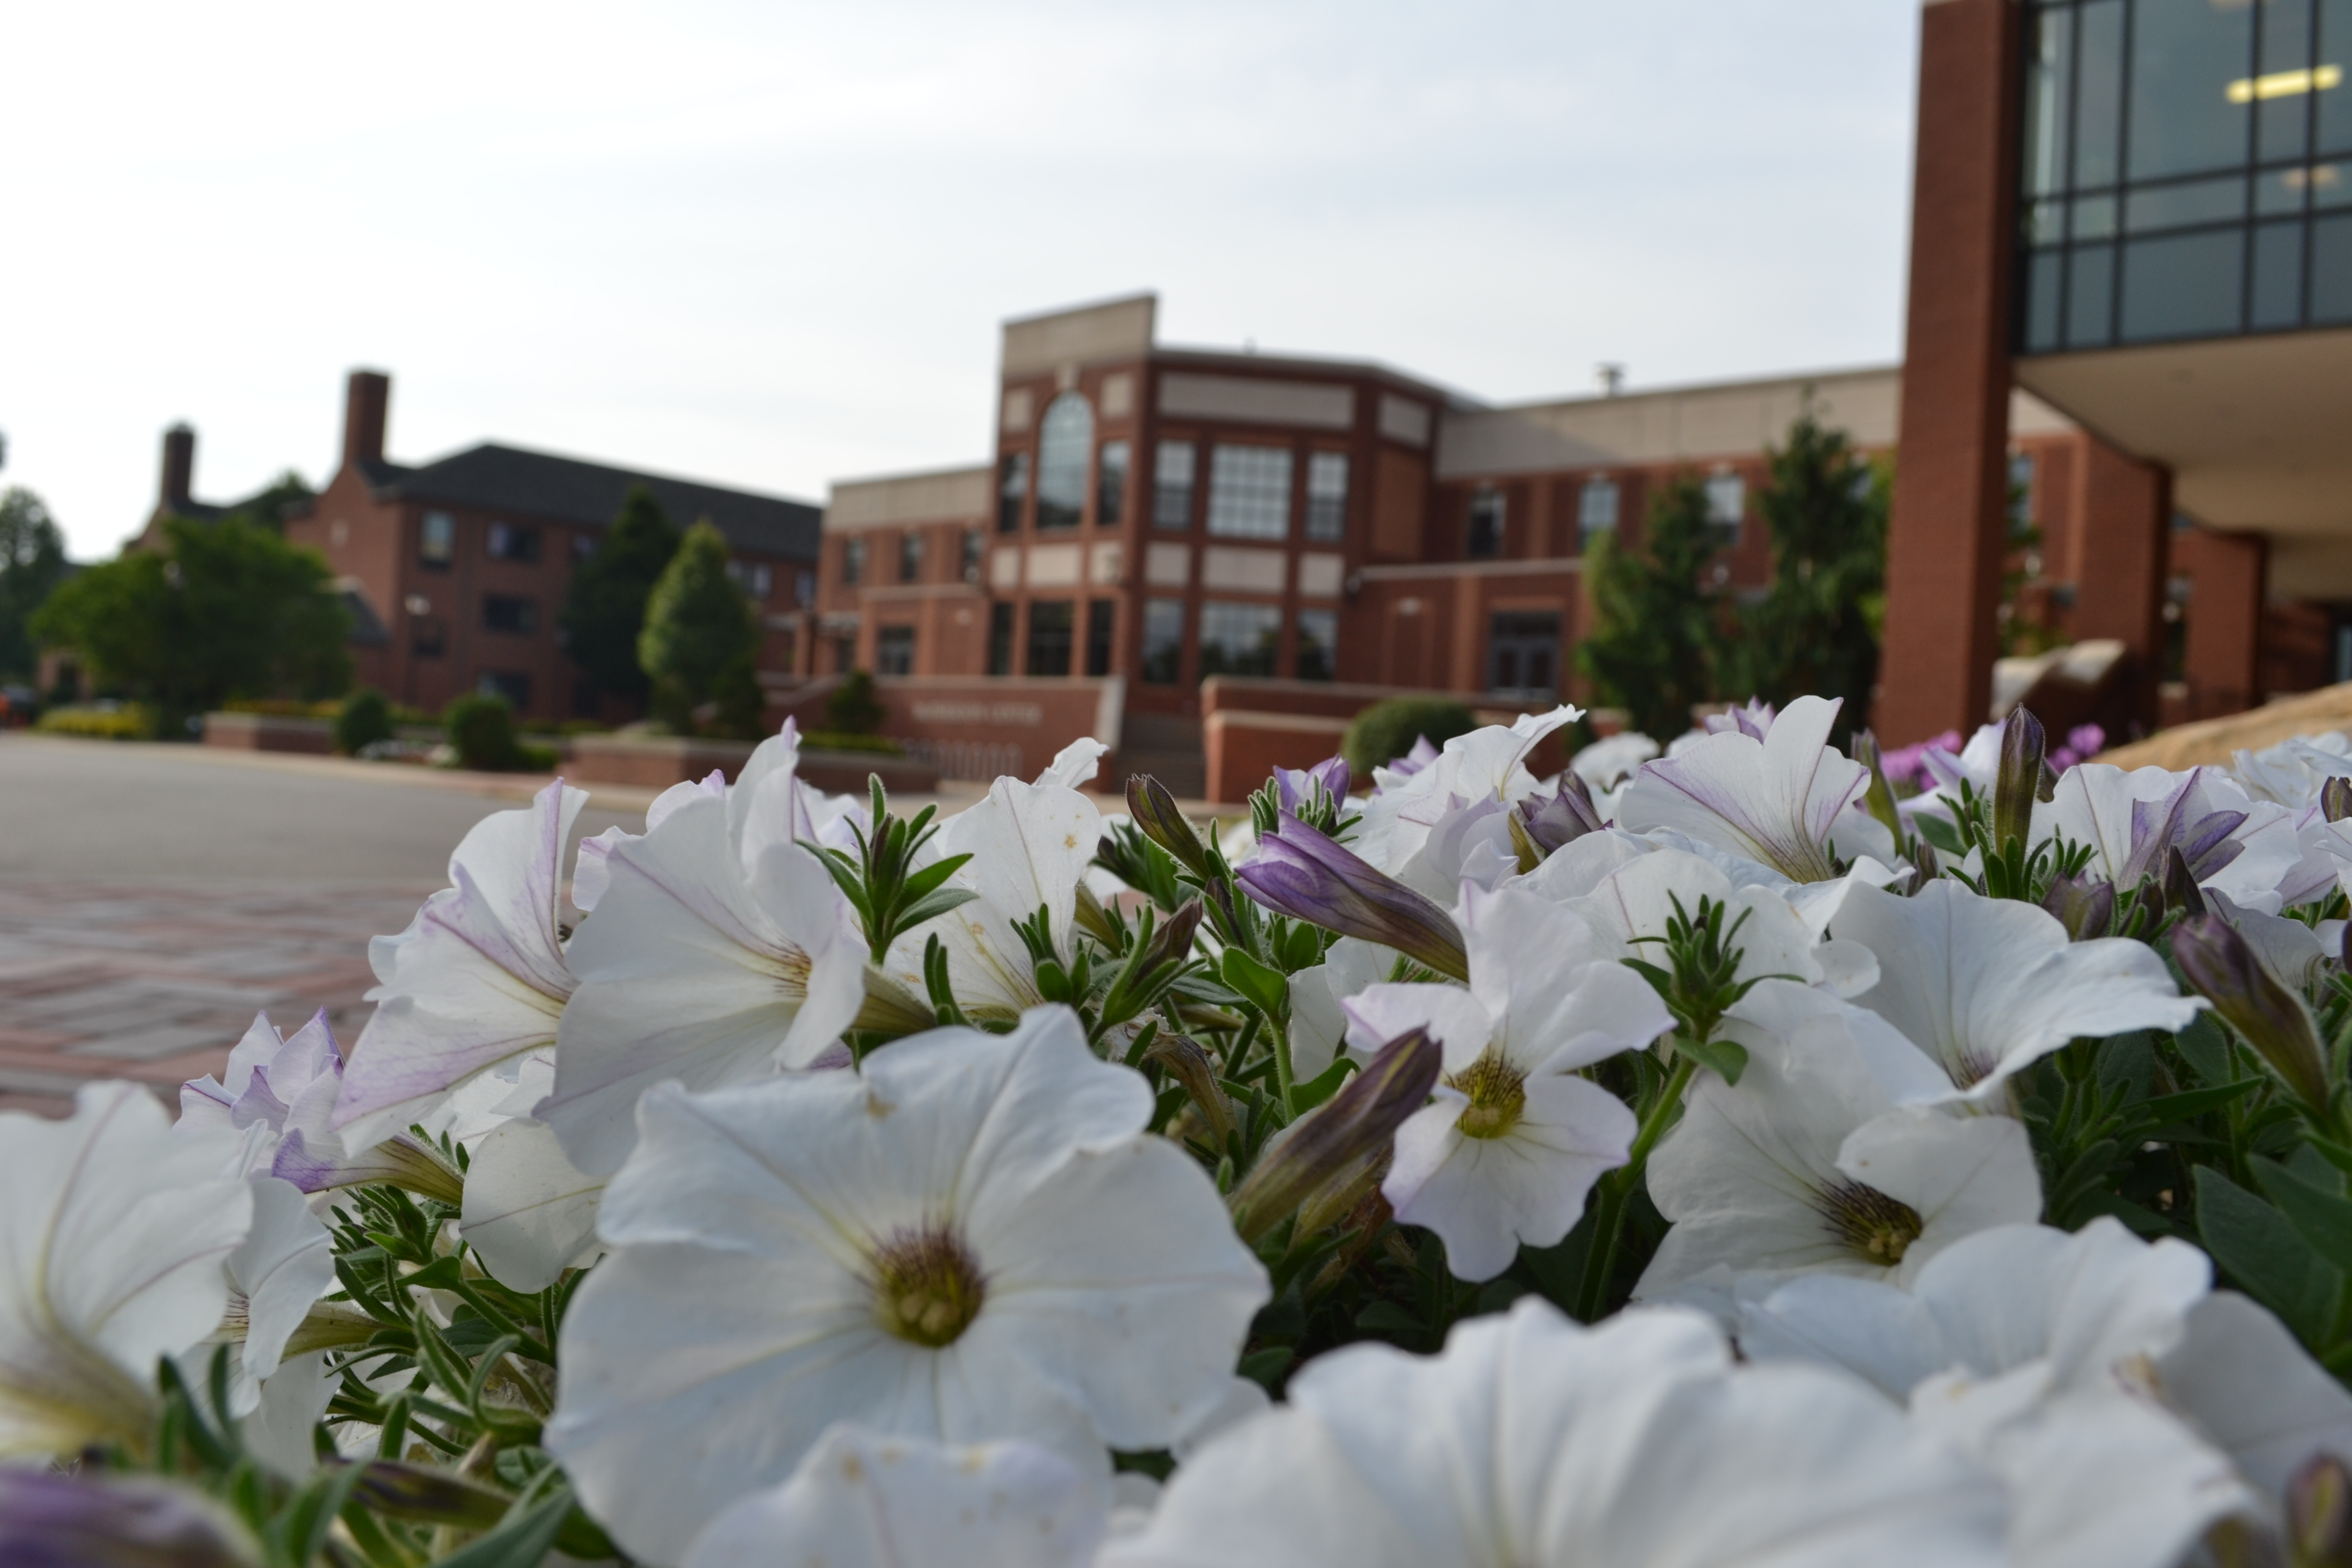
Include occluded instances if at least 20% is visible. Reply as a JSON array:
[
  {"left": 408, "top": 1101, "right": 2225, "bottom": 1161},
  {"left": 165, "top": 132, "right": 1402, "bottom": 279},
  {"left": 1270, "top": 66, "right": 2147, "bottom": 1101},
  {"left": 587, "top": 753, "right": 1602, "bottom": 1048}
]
[
  {"left": 0, "top": 1472, "right": 262, "bottom": 1568},
  {"left": 1375, "top": 734, "right": 1442, "bottom": 791},
  {"left": 1276, "top": 754, "right": 1351, "bottom": 817},
  {"left": 1515, "top": 773, "right": 1606, "bottom": 856},
  {"left": 2173, "top": 912, "right": 2331, "bottom": 1112},
  {"left": 1239, "top": 812, "right": 1468, "bottom": 981},
  {"left": 1704, "top": 698, "right": 1778, "bottom": 741},
  {"left": 2050, "top": 764, "right": 2300, "bottom": 910}
]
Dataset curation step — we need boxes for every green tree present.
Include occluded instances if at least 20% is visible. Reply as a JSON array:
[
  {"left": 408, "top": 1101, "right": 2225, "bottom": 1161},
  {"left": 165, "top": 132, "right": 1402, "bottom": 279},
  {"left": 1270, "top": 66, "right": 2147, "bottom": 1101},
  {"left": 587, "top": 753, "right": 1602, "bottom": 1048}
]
[
  {"left": 218, "top": 470, "right": 315, "bottom": 533},
  {"left": 0, "top": 487, "right": 70, "bottom": 681},
  {"left": 30, "top": 516, "right": 350, "bottom": 721},
  {"left": 564, "top": 485, "right": 680, "bottom": 708},
  {"left": 638, "top": 520, "right": 757, "bottom": 734},
  {"left": 1576, "top": 476, "right": 1728, "bottom": 742},
  {"left": 1736, "top": 401, "right": 1888, "bottom": 731}
]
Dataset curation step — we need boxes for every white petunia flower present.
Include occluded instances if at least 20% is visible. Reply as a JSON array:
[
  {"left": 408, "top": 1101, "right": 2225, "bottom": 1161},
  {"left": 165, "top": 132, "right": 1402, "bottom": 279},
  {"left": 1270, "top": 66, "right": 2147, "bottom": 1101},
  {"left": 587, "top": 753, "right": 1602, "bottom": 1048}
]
[
  {"left": 1562, "top": 844, "right": 1881, "bottom": 997},
  {"left": 1352, "top": 707, "right": 1583, "bottom": 876},
  {"left": 2048, "top": 762, "right": 2302, "bottom": 913},
  {"left": 1569, "top": 730, "right": 1658, "bottom": 793},
  {"left": 681, "top": 1423, "right": 1106, "bottom": 1568},
  {"left": 1636, "top": 982, "right": 2042, "bottom": 1301},
  {"left": 1100, "top": 1295, "right": 2007, "bottom": 1568},
  {"left": 546, "top": 1007, "right": 1267, "bottom": 1566},
  {"left": 1736, "top": 1219, "right": 2255, "bottom": 1568},
  {"left": 1286, "top": 937, "right": 1396, "bottom": 1083},
  {"left": 1615, "top": 694, "right": 1896, "bottom": 884},
  {"left": 1828, "top": 879, "right": 2199, "bottom": 1104},
  {"left": 545, "top": 732, "right": 867, "bottom": 1177},
  {"left": 1, "top": 1082, "right": 253, "bottom": 1459},
  {"left": 457, "top": 1113, "right": 606, "bottom": 1292},
  {"left": 333, "top": 779, "right": 585, "bottom": 1154},
  {"left": 1341, "top": 884, "right": 1670, "bottom": 1281},
  {"left": 884, "top": 772, "right": 1102, "bottom": 1022},
  {"left": 2157, "top": 1288, "right": 2352, "bottom": 1510},
  {"left": 212, "top": 1175, "right": 335, "bottom": 1416}
]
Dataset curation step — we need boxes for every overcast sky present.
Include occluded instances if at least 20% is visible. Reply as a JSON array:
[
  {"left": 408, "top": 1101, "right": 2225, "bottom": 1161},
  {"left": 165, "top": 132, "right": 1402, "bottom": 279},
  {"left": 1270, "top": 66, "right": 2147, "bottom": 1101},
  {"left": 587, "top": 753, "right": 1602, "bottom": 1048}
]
[{"left": 3, "top": 1, "right": 1923, "bottom": 560}]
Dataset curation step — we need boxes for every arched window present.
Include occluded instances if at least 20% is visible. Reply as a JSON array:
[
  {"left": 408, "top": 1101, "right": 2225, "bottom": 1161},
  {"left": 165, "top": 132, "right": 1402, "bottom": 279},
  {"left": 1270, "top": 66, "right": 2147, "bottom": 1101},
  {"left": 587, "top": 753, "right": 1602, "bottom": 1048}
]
[{"left": 1035, "top": 393, "right": 1094, "bottom": 531}]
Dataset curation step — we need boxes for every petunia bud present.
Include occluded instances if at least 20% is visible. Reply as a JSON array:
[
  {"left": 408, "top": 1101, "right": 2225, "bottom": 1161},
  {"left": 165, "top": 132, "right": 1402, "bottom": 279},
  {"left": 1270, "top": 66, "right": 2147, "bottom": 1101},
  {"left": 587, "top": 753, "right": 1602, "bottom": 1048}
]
[
  {"left": 2326, "top": 777, "right": 2352, "bottom": 826},
  {"left": 1514, "top": 774, "right": 1606, "bottom": 858},
  {"left": 1128, "top": 775, "right": 1211, "bottom": 878},
  {"left": 272, "top": 1127, "right": 464, "bottom": 1206},
  {"left": 1275, "top": 755, "right": 1352, "bottom": 818},
  {"left": 2165, "top": 845, "right": 2210, "bottom": 917},
  {"left": 1140, "top": 897, "right": 1205, "bottom": 975},
  {"left": 1144, "top": 1033, "right": 1233, "bottom": 1144},
  {"left": 0, "top": 1473, "right": 262, "bottom": 1568},
  {"left": 1236, "top": 814, "right": 1467, "bottom": 982},
  {"left": 339, "top": 1459, "right": 513, "bottom": 1527},
  {"left": 2041, "top": 873, "right": 2116, "bottom": 940},
  {"left": 2173, "top": 913, "right": 2332, "bottom": 1113},
  {"left": 2290, "top": 1451, "right": 2352, "bottom": 1567},
  {"left": 1850, "top": 730, "right": 1907, "bottom": 844},
  {"left": 1229, "top": 1027, "right": 1442, "bottom": 1243},
  {"left": 1993, "top": 706, "right": 2046, "bottom": 854}
]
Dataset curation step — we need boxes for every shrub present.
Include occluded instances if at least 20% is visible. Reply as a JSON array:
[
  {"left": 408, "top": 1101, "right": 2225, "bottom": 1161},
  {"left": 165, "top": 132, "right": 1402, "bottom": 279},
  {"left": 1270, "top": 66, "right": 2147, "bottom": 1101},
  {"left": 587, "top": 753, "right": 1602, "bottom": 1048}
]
[
  {"left": 638, "top": 521, "right": 757, "bottom": 734},
  {"left": 1342, "top": 697, "right": 1476, "bottom": 781},
  {"left": 333, "top": 689, "right": 395, "bottom": 755},
  {"left": 824, "top": 669, "right": 888, "bottom": 736},
  {"left": 442, "top": 693, "right": 521, "bottom": 772},
  {"left": 35, "top": 703, "right": 156, "bottom": 741}
]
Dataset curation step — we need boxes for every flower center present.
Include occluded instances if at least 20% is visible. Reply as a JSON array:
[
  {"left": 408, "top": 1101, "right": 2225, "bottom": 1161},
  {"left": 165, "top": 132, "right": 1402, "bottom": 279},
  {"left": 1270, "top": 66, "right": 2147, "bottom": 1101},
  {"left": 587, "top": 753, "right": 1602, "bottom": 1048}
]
[
  {"left": 1447, "top": 1051, "right": 1527, "bottom": 1141},
  {"left": 869, "top": 1224, "right": 987, "bottom": 1348},
  {"left": 1815, "top": 1178, "right": 1924, "bottom": 1265}
]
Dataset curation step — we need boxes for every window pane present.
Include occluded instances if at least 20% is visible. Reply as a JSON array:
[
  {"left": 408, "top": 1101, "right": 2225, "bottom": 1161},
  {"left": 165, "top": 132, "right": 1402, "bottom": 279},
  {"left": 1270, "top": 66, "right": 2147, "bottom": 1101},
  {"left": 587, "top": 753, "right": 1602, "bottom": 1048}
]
[
  {"left": 875, "top": 625, "right": 916, "bottom": 676},
  {"left": 2068, "top": 242, "right": 2118, "bottom": 346},
  {"left": 1140, "top": 598, "right": 1184, "bottom": 684},
  {"left": 420, "top": 510, "right": 454, "bottom": 566},
  {"left": 2258, "top": 165, "right": 2313, "bottom": 214},
  {"left": 2128, "top": 0, "right": 2253, "bottom": 182},
  {"left": 1488, "top": 611, "right": 1561, "bottom": 698},
  {"left": 2260, "top": 0, "right": 2317, "bottom": 162},
  {"left": 1295, "top": 607, "right": 1337, "bottom": 681},
  {"left": 998, "top": 452, "right": 1029, "bottom": 534},
  {"left": 962, "top": 529, "right": 983, "bottom": 581},
  {"left": 1207, "top": 446, "right": 1293, "bottom": 540},
  {"left": 2073, "top": 192, "right": 2119, "bottom": 239},
  {"left": 1466, "top": 488, "right": 1504, "bottom": 558},
  {"left": 2119, "top": 228, "right": 2246, "bottom": 340},
  {"left": 2124, "top": 175, "right": 2247, "bottom": 233},
  {"left": 898, "top": 531, "right": 924, "bottom": 581},
  {"left": 478, "top": 671, "right": 531, "bottom": 709},
  {"left": 1153, "top": 442, "right": 1195, "bottom": 530},
  {"left": 2322, "top": 0, "right": 2352, "bottom": 153},
  {"left": 1197, "top": 601, "right": 1282, "bottom": 678},
  {"left": 2075, "top": 0, "right": 2127, "bottom": 188},
  {"left": 1305, "top": 452, "right": 1349, "bottom": 541},
  {"left": 988, "top": 602, "right": 1015, "bottom": 675},
  {"left": 1097, "top": 440, "right": 1130, "bottom": 527},
  {"left": 486, "top": 522, "right": 541, "bottom": 562},
  {"left": 1026, "top": 600, "right": 1075, "bottom": 676},
  {"left": 2252, "top": 218, "right": 2308, "bottom": 326},
  {"left": 1035, "top": 394, "right": 1092, "bottom": 531},
  {"left": 1704, "top": 473, "right": 1745, "bottom": 537},
  {"left": 2026, "top": 249, "right": 2066, "bottom": 351},
  {"left": 482, "top": 594, "right": 538, "bottom": 634},
  {"left": 2023, "top": 6, "right": 2074, "bottom": 198},
  {"left": 1577, "top": 477, "right": 1620, "bottom": 541},
  {"left": 842, "top": 537, "right": 865, "bottom": 585},
  {"left": 1085, "top": 598, "right": 1115, "bottom": 677},
  {"left": 2312, "top": 211, "right": 2352, "bottom": 319}
]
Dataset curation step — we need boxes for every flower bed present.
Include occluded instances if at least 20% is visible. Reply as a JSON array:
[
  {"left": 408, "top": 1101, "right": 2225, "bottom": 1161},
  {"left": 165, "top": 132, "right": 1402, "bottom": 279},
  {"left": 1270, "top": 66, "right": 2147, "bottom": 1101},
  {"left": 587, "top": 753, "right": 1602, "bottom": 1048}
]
[{"left": 12, "top": 704, "right": 2352, "bottom": 1566}]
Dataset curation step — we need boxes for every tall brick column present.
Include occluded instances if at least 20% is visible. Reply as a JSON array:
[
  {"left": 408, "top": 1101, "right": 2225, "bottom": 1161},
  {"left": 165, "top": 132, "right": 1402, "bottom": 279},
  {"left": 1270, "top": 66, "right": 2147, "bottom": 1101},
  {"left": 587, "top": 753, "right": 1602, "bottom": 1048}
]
[
  {"left": 2173, "top": 526, "right": 2267, "bottom": 720},
  {"left": 2067, "top": 438, "right": 2172, "bottom": 732},
  {"left": 1879, "top": 0, "right": 2023, "bottom": 744}
]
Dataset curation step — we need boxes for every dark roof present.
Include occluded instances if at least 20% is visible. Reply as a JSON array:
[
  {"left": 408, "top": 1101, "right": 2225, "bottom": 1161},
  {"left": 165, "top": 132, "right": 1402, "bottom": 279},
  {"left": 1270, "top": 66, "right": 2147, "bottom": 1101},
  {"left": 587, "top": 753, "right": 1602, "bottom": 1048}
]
[{"left": 369, "top": 443, "right": 821, "bottom": 562}]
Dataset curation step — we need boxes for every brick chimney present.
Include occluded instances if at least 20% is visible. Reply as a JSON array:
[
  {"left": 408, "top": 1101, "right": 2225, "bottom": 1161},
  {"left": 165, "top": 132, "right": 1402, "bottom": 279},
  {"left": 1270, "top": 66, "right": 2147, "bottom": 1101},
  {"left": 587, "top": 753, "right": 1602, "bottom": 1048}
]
[
  {"left": 343, "top": 369, "right": 390, "bottom": 471},
  {"left": 159, "top": 424, "right": 195, "bottom": 509}
]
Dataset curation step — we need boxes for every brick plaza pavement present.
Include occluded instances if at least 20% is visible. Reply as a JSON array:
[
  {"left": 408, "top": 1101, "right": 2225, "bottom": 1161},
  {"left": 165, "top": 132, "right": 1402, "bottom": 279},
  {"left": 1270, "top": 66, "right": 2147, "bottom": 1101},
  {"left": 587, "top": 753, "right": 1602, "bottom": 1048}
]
[{"left": 0, "top": 878, "right": 436, "bottom": 1116}]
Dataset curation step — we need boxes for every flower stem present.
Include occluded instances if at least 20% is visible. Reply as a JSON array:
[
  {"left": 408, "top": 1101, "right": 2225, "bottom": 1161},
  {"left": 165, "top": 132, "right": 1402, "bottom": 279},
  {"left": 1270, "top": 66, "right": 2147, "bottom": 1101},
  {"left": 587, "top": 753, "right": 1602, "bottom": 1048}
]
[{"left": 1575, "top": 1053, "right": 1697, "bottom": 1322}]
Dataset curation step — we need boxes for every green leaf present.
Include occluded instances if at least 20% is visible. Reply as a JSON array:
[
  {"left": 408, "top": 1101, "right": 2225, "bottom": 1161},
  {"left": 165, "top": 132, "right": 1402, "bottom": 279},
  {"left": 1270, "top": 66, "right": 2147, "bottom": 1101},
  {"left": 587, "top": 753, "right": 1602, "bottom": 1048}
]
[
  {"left": 1354, "top": 1300, "right": 1423, "bottom": 1335},
  {"left": 1675, "top": 1033, "right": 1749, "bottom": 1086},
  {"left": 1238, "top": 1346, "right": 1295, "bottom": 1391},
  {"left": 1287, "top": 1056, "right": 1359, "bottom": 1116},
  {"left": 1220, "top": 948, "right": 1290, "bottom": 1022},
  {"left": 1912, "top": 811, "right": 1965, "bottom": 855},
  {"left": 2255, "top": 1157, "right": 2352, "bottom": 1279},
  {"left": 2305, "top": 1135, "right": 2352, "bottom": 1182},
  {"left": 2135, "top": 1079, "right": 2262, "bottom": 1126},
  {"left": 430, "top": 1484, "right": 576, "bottom": 1568},
  {"left": 2195, "top": 1166, "right": 2343, "bottom": 1350},
  {"left": 2174, "top": 1014, "right": 2235, "bottom": 1089}
]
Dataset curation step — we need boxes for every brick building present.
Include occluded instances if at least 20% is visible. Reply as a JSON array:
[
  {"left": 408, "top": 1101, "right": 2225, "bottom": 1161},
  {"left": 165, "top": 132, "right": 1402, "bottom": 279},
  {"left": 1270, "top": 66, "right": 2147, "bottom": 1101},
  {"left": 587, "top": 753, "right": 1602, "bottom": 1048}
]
[
  {"left": 810, "top": 295, "right": 2146, "bottom": 796},
  {"left": 1880, "top": 0, "right": 2352, "bottom": 745},
  {"left": 282, "top": 371, "right": 821, "bottom": 723}
]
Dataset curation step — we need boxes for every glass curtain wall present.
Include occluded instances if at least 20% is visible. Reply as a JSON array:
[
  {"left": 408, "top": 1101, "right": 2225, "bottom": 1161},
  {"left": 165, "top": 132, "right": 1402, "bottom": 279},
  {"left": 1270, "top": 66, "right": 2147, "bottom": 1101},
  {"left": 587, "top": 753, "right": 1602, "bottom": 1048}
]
[{"left": 2018, "top": 0, "right": 2352, "bottom": 352}]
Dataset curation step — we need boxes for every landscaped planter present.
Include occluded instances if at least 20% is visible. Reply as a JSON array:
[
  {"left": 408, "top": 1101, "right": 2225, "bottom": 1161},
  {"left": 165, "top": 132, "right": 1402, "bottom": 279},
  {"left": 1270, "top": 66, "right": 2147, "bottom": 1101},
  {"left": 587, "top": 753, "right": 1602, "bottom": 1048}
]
[
  {"left": 565, "top": 733, "right": 939, "bottom": 794},
  {"left": 201, "top": 712, "right": 334, "bottom": 755}
]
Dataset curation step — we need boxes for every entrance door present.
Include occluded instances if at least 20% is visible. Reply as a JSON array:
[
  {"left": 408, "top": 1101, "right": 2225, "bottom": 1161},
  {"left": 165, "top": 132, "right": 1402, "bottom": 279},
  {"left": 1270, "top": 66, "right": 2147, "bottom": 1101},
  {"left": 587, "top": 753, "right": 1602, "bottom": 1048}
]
[{"left": 1488, "top": 611, "right": 1561, "bottom": 702}]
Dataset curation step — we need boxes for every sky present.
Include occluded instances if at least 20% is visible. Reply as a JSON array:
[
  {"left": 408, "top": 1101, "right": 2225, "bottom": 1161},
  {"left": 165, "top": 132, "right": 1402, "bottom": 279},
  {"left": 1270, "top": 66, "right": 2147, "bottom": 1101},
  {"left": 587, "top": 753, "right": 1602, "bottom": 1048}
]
[{"left": 2, "top": 1, "right": 1924, "bottom": 561}]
